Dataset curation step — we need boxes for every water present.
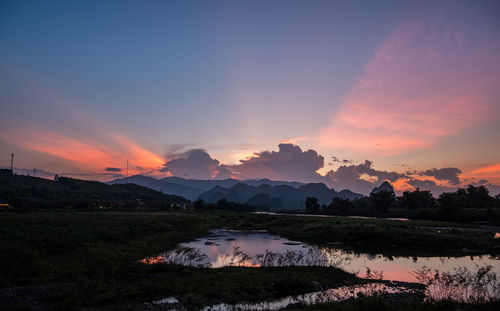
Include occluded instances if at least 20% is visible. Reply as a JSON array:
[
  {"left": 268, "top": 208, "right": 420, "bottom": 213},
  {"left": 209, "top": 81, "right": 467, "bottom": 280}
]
[
  {"left": 141, "top": 229, "right": 500, "bottom": 283},
  {"left": 145, "top": 283, "right": 422, "bottom": 310},
  {"left": 253, "top": 211, "right": 410, "bottom": 221},
  {"left": 200, "top": 283, "right": 421, "bottom": 311},
  {"left": 142, "top": 229, "right": 500, "bottom": 308}
]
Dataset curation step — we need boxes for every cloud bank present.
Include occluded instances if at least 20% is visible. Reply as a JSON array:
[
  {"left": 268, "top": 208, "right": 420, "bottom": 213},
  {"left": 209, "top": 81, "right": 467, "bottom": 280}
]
[
  {"left": 325, "top": 160, "right": 405, "bottom": 194},
  {"left": 420, "top": 168, "right": 461, "bottom": 186},
  {"left": 161, "top": 149, "right": 231, "bottom": 180},
  {"left": 230, "top": 143, "right": 324, "bottom": 182},
  {"left": 160, "top": 143, "right": 500, "bottom": 195}
]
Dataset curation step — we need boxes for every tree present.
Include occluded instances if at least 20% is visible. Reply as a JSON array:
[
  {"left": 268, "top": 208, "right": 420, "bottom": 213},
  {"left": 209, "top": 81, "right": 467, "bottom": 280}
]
[
  {"left": 369, "top": 190, "right": 395, "bottom": 214},
  {"left": 193, "top": 199, "right": 204, "bottom": 210},
  {"left": 466, "top": 185, "right": 494, "bottom": 208},
  {"left": 324, "top": 197, "right": 351, "bottom": 215},
  {"left": 305, "top": 196, "right": 320, "bottom": 213},
  {"left": 216, "top": 198, "right": 228, "bottom": 210},
  {"left": 399, "top": 188, "right": 436, "bottom": 210},
  {"left": 438, "top": 185, "right": 495, "bottom": 211}
]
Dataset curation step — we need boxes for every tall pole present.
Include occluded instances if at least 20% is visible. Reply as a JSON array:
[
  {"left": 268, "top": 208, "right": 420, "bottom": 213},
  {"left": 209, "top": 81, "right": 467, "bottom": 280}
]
[
  {"left": 126, "top": 159, "right": 129, "bottom": 183},
  {"left": 10, "top": 153, "right": 14, "bottom": 173}
]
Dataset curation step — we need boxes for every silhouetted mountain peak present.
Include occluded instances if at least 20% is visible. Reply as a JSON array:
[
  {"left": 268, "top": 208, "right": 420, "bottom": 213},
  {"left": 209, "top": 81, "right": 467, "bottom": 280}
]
[
  {"left": 298, "top": 183, "right": 331, "bottom": 192},
  {"left": 371, "top": 181, "right": 394, "bottom": 194}
]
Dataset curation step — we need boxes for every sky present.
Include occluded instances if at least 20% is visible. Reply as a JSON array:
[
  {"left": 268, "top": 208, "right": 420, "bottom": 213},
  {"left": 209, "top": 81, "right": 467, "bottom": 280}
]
[{"left": 1, "top": 0, "right": 499, "bottom": 195}]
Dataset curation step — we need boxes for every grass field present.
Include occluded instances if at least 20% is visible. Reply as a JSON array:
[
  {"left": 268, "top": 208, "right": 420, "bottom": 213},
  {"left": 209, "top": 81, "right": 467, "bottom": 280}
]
[{"left": 1, "top": 210, "right": 499, "bottom": 309}]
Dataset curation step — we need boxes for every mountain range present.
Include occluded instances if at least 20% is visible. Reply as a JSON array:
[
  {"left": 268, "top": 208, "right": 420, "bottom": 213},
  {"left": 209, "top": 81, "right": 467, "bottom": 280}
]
[
  {"left": 108, "top": 175, "right": 364, "bottom": 209},
  {"left": 199, "top": 182, "right": 363, "bottom": 209},
  {"left": 108, "top": 175, "right": 307, "bottom": 200}
]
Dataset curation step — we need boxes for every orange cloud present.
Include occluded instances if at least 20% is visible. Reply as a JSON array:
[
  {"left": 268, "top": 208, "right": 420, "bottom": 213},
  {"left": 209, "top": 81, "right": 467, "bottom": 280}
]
[
  {"left": 318, "top": 18, "right": 499, "bottom": 154},
  {"left": 391, "top": 178, "right": 414, "bottom": 193},
  {"left": 470, "top": 164, "right": 500, "bottom": 174},
  {"left": 464, "top": 164, "right": 500, "bottom": 185},
  {"left": 0, "top": 127, "right": 165, "bottom": 176},
  {"left": 111, "top": 134, "right": 165, "bottom": 169}
]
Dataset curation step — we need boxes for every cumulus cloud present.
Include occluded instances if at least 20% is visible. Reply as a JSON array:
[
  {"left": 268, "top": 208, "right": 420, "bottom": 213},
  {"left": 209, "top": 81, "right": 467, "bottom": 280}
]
[
  {"left": 229, "top": 143, "right": 324, "bottom": 182},
  {"left": 157, "top": 143, "right": 499, "bottom": 195},
  {"left": 161, "top": 149, "right": 228, "bottom": 180},
  {"left": 420, "top": 168, "right": 461, "bottom": 185},
  {"left": 324, "top": 160, "right": 405, "bottom": 194},
  {"left": 406, "top": 179, "right": 454, "bottom": 194}
]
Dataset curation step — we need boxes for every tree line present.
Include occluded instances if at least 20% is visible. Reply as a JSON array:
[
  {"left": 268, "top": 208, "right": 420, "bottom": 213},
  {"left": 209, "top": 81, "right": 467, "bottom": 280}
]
[{"left": 305, "top": 185, "right": 500, "bottom": 222}]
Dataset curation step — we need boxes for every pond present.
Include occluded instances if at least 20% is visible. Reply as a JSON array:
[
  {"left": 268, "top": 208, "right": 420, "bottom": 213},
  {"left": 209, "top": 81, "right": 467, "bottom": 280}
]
[
  {"left": 141, "top": 229, "right": 500, "bottom": 283},
  {"left": 143, "top": 229, "right": 500, "bottom": 309}
]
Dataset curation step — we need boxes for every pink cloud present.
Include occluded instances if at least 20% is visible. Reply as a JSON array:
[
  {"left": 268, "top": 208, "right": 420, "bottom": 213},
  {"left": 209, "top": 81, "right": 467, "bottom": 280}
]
[
  {"left": 318, "top": 18, "right": 500, "bottom": 154},
  {"left": 471, "top": 164, "right": 500, "bottom": 175},
  {"left": 0, "top": 127, "right": 165, "bottom": 176}
]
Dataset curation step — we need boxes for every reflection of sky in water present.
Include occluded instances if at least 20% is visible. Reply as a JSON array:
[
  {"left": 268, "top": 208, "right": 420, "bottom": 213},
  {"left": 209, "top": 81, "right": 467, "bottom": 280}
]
[
  {"left": 170, "top": 230, "right": 500, "bottom": 283},
  {"left": 182, "top": 230, "right": 307, "bottom": 268},
  {"left": 327, "top": 251, "right": 500, "bottom": 282}
]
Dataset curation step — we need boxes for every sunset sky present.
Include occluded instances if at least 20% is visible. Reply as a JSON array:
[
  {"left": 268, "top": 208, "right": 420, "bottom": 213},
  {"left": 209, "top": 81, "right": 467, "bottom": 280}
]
[{"left": 1, "top": 0, "right": 499, "bottom": 194}]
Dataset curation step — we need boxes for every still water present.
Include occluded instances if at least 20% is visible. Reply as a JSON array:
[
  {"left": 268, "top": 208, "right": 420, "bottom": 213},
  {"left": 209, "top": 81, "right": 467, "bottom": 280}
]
[{"left": 141, "top": 229, "right": 500, "bottom": 283}]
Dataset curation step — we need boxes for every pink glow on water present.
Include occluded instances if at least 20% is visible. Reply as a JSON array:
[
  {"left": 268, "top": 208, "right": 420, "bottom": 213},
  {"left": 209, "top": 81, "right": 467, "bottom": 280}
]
[{"left": 140, "top": 230, "right": 500, "bottom": 284}]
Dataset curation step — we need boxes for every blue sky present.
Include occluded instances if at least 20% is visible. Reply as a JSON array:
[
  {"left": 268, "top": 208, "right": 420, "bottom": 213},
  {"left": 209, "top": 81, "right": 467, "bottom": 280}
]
[{"left": 1, "top": 0, "right": 499, "bottom": 193}]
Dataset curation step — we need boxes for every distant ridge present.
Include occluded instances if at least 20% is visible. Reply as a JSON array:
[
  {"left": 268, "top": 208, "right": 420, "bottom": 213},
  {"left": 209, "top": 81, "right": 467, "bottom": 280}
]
[
  {"left": 108, "top": 175, "right": 306, "bottom": 200},
  {"left": 160, "top": 176, "right": 304, "bottom": 191},
  {"left": 0, "top": 169, "right": 187, "bottom": 209},
  {"left": 199, "top": 182, "right": 363, "bottom": 210},
  {"left": 109, "top": 175, "right": 204, "bottom": 200}
]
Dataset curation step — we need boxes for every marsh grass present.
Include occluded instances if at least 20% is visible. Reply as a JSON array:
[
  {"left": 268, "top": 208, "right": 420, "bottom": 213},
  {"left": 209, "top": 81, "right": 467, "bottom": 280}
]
[
  {"left": 1, "top": 210, "right": 498, "bottom": 309},
  {"left": 413, "top": 265, "right": 500, "bottom": 303},
  {"left": 363, "top": 267, "right": 384, "bottom": 280},
  {"left": 155, "top": 246, "right": 346, "bottom": 268},
  {"left": 255, "top": 247, "right": 345, "bottom": 267}
]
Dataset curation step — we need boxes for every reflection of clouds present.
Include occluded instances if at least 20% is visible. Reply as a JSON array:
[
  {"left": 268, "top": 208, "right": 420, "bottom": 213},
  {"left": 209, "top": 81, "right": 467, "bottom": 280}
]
[
  {"left": 139, "top": 255, "right": 165, "bottom": 265},
  {"left": 319, "top": 248, "right": 350, "bottom": 267},
  {"left": 141, "top": 230, "right": 500, "bottom": 284},
  {"left": 211, "top": 254, "right": 260, "bottom": 268}
]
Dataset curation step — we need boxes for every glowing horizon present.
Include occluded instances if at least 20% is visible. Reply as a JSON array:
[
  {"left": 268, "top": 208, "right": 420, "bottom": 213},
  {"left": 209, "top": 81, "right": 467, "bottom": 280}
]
[{"left": 1, "top": 0, "right": 499, "bottom": 194}]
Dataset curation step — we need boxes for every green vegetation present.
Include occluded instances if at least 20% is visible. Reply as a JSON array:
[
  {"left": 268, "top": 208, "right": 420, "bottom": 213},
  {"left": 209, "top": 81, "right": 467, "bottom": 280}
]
[
  {"left": 0, "top": 210, "right": 498, "bottom": 309},
  {"left": 0, "top": 169, "right": 187, "bottom": 210},
  {"left": 235, "top": 213, "right": 500, "bottom": 256},
  {"left": 305, "top": 196, "right": 321, "bottom": 213},
  {"left": 193, "top": 197, "right": 267, "bottom": 212},
  {"left": 137, "top": 265, "right": 357, "bottom": 308},
  {"left": 312, "top": 186, "right": 500, "bottom": 223},
  {"left": 3, "top": 169, "right": 500, "bottom": 225},
  {"left": 0, "top": 211, "right": 357, "bottom": 309}
]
